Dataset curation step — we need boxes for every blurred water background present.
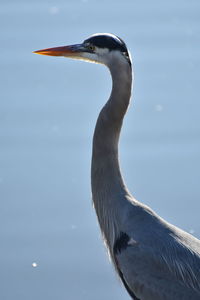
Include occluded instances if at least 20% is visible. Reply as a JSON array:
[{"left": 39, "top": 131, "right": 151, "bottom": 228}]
[{"left": 0, "top": 0, "right": 200, "bottom": 299}]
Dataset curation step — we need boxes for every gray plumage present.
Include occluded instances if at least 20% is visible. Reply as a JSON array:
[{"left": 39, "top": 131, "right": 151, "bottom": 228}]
[{"left": 34, "top": 33, "right": 200, "bottom": 300}]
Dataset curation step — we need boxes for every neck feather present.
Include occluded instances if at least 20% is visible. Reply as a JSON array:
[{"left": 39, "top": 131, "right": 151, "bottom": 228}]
[{"left": 91, "top": 58, "right": 132, "bottom": 247}]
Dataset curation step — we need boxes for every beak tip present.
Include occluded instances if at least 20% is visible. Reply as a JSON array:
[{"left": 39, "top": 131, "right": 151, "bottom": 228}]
[
  {"left": 32, "top": 50, "right": 40, "bottom": 55},
  {"left": 32, "top": 50, "right": 49, "bottom": 56}
]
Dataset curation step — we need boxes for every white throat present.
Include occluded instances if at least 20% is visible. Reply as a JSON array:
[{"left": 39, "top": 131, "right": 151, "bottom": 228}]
[{"left": 81, "top": 48, "right": 130, "bottom": 67}]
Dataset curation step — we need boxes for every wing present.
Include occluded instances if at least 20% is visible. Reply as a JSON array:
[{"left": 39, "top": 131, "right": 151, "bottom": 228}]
[
  {"left": 112, "top": 218, "right": 200, "bottom": 300},
  {"left": 115, "top": 240, "right": 200, "bottom": 300}
]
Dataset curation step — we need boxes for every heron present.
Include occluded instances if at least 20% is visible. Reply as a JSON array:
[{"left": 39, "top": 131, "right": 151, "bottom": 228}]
[{"left": 33, "top": 33, "right": 200, "bottom": 300}]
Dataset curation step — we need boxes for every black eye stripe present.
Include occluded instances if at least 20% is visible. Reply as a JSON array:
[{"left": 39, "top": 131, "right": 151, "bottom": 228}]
[{"left": 84, "top": 34, "right": 128, "bottom": 54}]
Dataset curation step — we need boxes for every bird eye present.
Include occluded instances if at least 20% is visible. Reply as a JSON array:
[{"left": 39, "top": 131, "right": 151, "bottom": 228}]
[{"left": 88, "top": 45, "right": 95, "bottom": 52}]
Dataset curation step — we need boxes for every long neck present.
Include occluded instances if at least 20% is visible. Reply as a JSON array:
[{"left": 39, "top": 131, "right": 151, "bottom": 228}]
[{"left": 91, "top": 59, "right": 132, "bottom": 246}]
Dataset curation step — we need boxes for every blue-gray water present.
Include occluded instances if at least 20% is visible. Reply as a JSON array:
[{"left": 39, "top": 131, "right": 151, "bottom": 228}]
[{"left": 1, "top": 0, "right": 200, "bottom": 299}]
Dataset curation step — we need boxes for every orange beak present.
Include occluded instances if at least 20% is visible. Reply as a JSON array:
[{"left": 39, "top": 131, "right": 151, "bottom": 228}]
[{"left": 33, "top": 44, "right": 85, "bottom": 57}]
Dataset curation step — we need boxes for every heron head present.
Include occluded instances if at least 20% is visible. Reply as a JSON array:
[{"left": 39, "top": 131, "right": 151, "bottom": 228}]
[{"left": 33, "top": 33, "right": 132, "bottom": 67}]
